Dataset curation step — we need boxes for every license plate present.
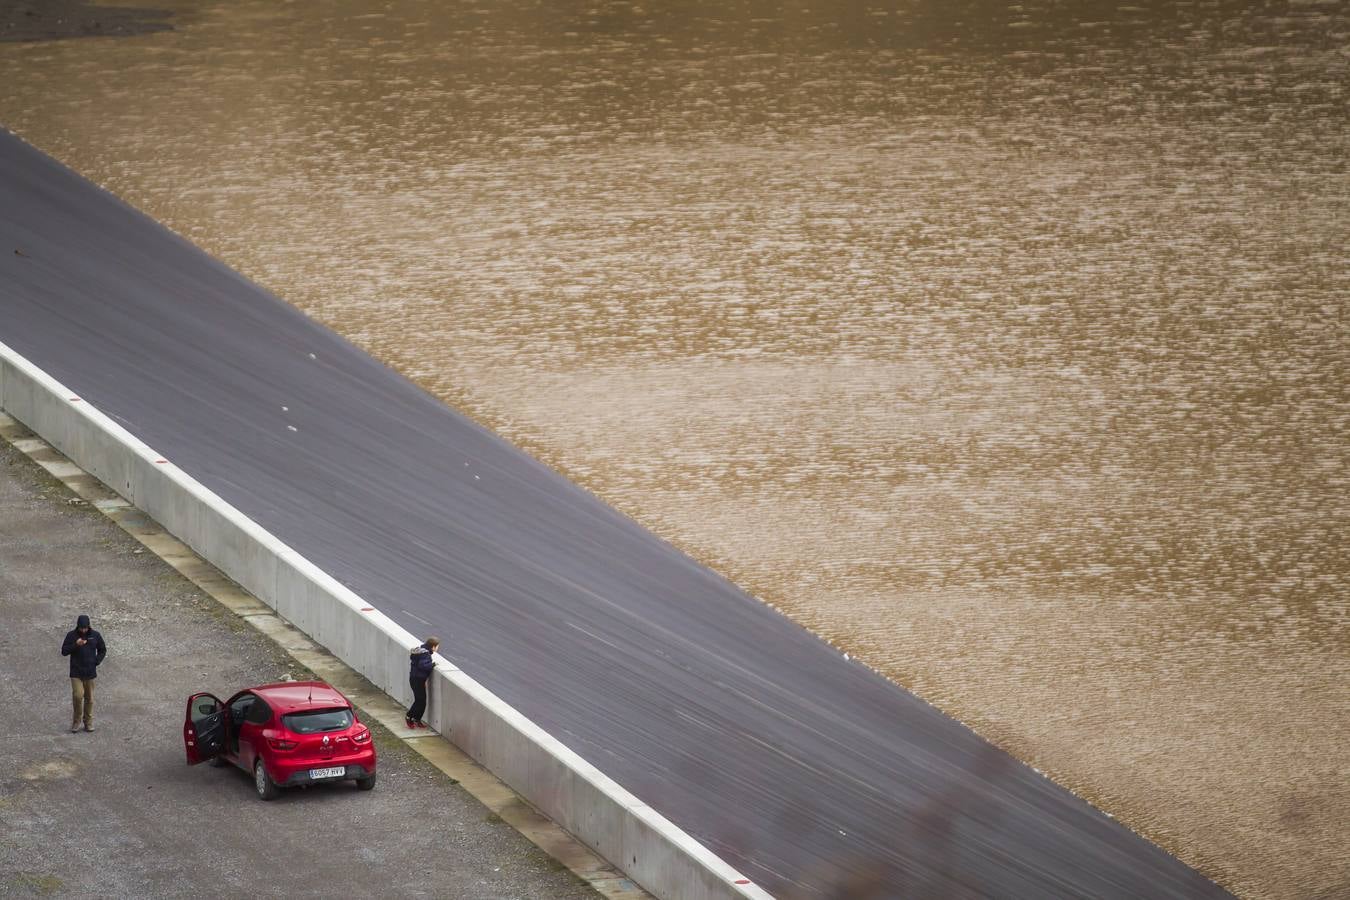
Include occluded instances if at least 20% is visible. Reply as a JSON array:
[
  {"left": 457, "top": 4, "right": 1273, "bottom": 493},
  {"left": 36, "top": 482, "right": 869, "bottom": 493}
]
[{"left": 309, "top": 766, "right": 346, "bottom": 779}]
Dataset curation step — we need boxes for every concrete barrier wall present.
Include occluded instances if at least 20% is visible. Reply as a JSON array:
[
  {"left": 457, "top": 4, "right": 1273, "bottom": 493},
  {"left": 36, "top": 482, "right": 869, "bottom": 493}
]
[{"left": 0, "top": 340, "right": 770, "bottom": 900}]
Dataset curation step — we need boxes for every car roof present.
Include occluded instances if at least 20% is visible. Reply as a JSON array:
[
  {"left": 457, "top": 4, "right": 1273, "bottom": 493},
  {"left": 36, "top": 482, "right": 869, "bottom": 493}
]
[{"left": 249, "top": 681, "right": 349, "bottom": 712}]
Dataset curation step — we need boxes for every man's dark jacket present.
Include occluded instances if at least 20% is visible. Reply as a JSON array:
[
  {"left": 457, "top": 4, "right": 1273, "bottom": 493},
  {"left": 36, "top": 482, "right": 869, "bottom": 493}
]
[
  {"left": 61, "top": 614, "right": 107, "bottom": 679},
  {"left": 409, "top": 644, "right": 435, "bottom": 681}
]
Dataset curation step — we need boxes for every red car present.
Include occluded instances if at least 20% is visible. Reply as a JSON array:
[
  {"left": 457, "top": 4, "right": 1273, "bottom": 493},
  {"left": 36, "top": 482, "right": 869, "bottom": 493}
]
[{"left": 183, "top": 681, "right": 377, "bottom": 800}]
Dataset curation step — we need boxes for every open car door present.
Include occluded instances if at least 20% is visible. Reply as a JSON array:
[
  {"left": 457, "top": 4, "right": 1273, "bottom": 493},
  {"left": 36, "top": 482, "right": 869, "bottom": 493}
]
[{"left": 183, "top": 692, "right": 226, "bottom": 765}]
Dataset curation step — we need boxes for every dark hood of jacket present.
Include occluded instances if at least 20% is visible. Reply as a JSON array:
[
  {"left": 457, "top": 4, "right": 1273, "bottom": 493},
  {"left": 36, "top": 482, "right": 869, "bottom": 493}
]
[{"left": 76, "top": 614, "right": 91, "bottom": 630}]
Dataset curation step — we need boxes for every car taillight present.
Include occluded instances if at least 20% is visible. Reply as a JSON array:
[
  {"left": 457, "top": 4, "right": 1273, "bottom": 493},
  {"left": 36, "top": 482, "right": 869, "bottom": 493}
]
[
  {"left": 352, "top": 728, "right": 371, "bottom": 745},
  {"left": 267, "top": 737, "right": 298, "bottom": 750}
]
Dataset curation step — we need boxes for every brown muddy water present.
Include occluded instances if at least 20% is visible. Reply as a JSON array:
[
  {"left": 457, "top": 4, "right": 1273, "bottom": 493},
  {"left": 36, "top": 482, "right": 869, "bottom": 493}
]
[{"left": 1, "top": 1, "right": 1346, "bottom": 896}]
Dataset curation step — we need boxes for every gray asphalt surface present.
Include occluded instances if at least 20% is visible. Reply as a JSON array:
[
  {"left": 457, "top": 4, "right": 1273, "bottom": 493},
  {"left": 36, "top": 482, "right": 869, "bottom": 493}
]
[
  {"left": 0, "top": 129, "right": 1232, "bottom": 898},
  {"left": 0, "top": 435, "right": 598, "bottom": 899}
]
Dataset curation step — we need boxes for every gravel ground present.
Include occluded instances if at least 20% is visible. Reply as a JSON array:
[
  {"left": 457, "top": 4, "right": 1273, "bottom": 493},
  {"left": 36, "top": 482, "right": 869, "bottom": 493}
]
[{"left": 0, "top": 440, "right": 596, "bottom": 899}]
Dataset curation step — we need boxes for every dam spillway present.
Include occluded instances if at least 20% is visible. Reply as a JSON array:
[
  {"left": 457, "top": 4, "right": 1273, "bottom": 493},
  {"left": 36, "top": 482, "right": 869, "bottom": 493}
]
[{"left": 0, "top": 130, "right": 1229, "bottom": 898}]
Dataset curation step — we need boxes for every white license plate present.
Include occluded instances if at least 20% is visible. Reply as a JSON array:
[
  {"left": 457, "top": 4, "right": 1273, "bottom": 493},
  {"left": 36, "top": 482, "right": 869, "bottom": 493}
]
[{"left": 309, "top": 766, "right": 346, "bottom": 779}]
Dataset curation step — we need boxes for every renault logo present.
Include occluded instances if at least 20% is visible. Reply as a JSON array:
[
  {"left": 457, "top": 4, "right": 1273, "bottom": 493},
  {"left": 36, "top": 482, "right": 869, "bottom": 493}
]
[{"left": 322, "top": 735, "right": 330, "bottom": 746}]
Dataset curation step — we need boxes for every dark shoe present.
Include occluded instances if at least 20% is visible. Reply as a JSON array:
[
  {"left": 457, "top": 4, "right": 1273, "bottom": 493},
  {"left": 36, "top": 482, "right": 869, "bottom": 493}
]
[{"left": 83, "top": 724, "right": 95, "bottom": 733}]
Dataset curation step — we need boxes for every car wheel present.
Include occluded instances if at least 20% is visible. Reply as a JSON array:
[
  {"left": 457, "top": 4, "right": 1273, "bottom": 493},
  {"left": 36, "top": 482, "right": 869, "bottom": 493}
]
[
  {"left": 356, "top": 772, "right": 377, "bottom": 792},
  {"left": 254, "top": 759, "right": 280, "bottom": 801}
]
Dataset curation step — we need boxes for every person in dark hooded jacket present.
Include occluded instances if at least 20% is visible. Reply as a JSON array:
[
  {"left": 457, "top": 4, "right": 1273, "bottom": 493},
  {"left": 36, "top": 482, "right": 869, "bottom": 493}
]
[
  {"left": 61, "top": 614, "right": 107, "bottom": 733},
  {"left": 405, "top": 636, "right": 439, "bottom": 729}
]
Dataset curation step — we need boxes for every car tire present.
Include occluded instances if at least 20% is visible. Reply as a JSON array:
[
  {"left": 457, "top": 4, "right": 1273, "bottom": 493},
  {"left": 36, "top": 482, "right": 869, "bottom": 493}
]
[
  {"left": 356, "top": 772, "right": 377, "bottom": 791},
  {"left": 254, "top": 759, "right": 280, "bottom": 801}
]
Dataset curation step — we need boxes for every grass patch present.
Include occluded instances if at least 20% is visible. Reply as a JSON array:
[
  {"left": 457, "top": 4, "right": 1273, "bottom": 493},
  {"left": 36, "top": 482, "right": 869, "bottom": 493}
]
[{"left": 11, "top": 873, "right": 63, "bottom": 895}]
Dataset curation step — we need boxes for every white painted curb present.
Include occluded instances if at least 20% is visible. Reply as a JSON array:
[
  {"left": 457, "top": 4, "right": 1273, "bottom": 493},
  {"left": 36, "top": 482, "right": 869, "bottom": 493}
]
[{"left": 0, "top": 339, "right": 772, "bottom": 900}]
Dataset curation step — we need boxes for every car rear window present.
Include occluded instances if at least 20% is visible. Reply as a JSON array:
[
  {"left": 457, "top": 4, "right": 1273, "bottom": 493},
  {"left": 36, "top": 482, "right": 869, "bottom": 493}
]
[{"left": 281, "top": 707, "right": 353, "bottom": 734}]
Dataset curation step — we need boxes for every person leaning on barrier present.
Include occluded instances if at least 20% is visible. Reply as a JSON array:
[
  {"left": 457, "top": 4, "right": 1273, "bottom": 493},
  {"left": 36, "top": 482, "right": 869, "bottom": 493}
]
[
  {"left": 405, "top": 636, "right": 440, "bottom": 729},
  {"left": 61, "top": 613, "right": 107, "bottom": 733}
]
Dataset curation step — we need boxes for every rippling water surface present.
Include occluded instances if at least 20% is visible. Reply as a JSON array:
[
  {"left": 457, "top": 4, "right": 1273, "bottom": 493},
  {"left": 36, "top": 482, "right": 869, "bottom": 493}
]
[{"left": 2, "top": 2, "right": 1347, "bottom": 895}]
